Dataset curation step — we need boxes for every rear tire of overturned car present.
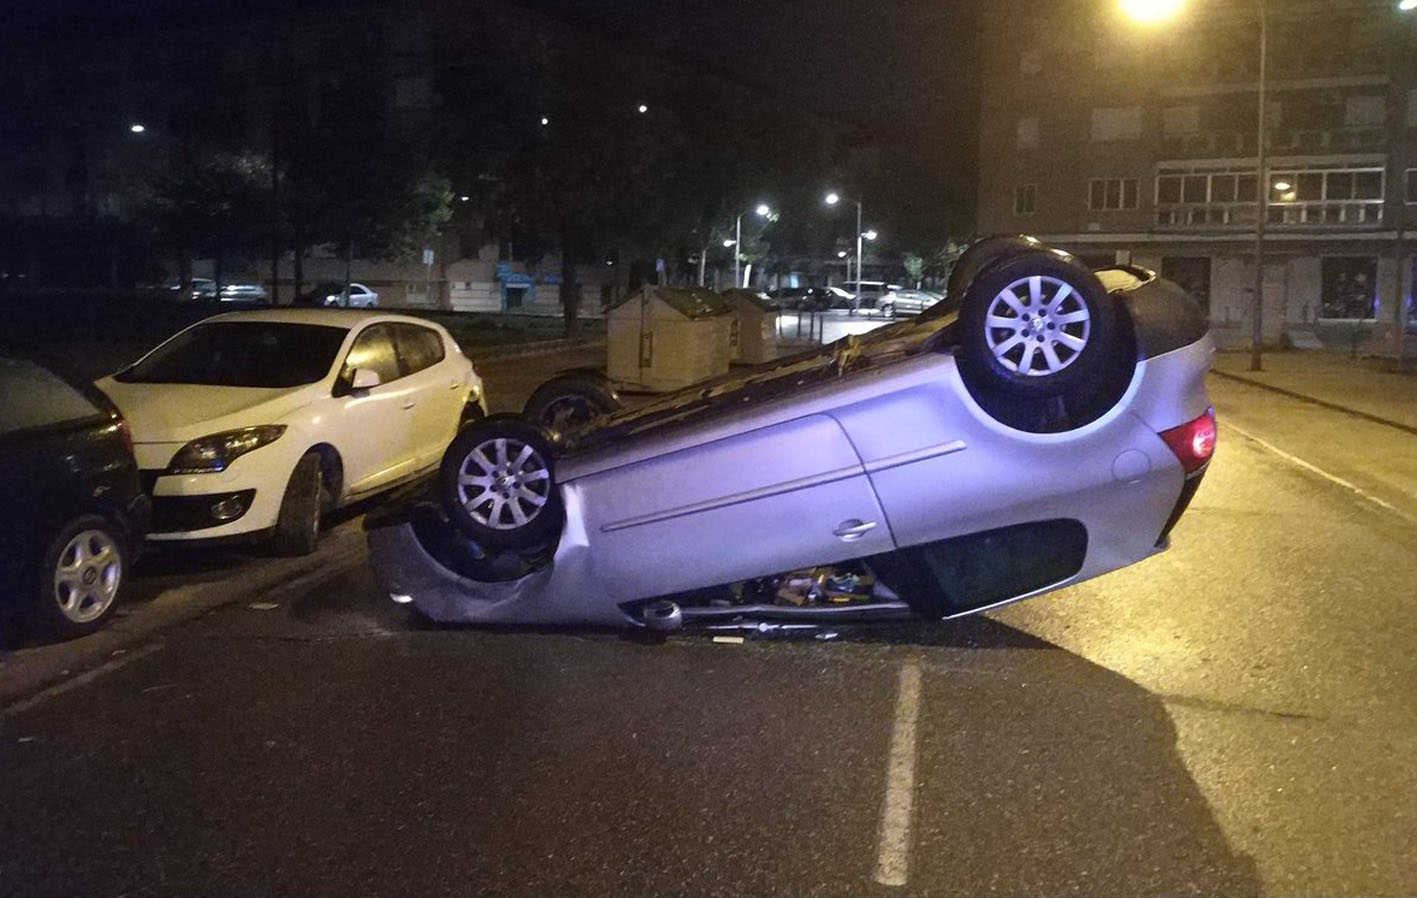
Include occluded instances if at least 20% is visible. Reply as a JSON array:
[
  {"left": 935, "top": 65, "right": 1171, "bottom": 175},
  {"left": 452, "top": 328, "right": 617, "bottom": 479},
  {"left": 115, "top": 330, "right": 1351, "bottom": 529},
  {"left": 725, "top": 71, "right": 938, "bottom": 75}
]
[
  {"left": 953, "top": 251, "right": 1137, "bottom": 435},
  {"left": 440, "top": 416, "right": 564, "bottom": 550}
]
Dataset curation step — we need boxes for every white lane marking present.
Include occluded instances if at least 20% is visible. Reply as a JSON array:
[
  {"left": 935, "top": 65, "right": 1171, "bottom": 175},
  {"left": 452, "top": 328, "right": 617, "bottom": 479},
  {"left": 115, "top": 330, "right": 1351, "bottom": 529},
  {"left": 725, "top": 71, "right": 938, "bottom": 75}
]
[
  {"left": 874, "top": 659, "right": 923, "bottom": 888},
  {"left": 1226, "top": 422, "right": 1417, "bottom": 524},
  {"left": 1, "top": 642, "right": 163, "bottom": 719}
]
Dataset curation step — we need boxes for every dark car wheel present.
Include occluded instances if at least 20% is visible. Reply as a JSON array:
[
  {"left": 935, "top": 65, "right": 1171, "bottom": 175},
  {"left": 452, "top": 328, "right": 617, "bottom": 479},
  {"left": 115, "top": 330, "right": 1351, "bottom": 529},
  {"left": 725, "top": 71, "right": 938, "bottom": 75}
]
[
  {"left": 522, "top": 372, "right": 622, "bottom": 434},
  {"left": 34, "top": 515, "right": 128, "bottom": 639},
  {"left": 440, "top": 416, "right": 563, "bottom": 549},
  {"left": 957, "top": 251, "right": 1126, "bottom": 404},
  {"left": 881, "top": 302, "right": 896, "bottom": 319},
  {"left": 271, "top": 453, "right": 324, "bottom": 556}
]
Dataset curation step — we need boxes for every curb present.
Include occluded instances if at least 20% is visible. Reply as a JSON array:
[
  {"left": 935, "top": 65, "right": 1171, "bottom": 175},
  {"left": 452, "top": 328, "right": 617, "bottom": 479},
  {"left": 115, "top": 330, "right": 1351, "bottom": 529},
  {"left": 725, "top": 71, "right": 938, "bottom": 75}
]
[
  {"left": 0, "top": 526, "right": 367, "bottom": 713},
  {"left": 474, "top": 337, "right": 606, "bottom": 361},
  {"left": 1211, "top": 369, "right": 1417, "bottom": 437}
]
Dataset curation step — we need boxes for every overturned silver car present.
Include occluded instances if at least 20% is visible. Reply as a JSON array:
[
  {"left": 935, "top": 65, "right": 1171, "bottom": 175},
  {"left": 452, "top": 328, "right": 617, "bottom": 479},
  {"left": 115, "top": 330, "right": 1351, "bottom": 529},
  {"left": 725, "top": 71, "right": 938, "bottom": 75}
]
[{"left": 366, "top": 237, "right": 1217, "bottom": 630}]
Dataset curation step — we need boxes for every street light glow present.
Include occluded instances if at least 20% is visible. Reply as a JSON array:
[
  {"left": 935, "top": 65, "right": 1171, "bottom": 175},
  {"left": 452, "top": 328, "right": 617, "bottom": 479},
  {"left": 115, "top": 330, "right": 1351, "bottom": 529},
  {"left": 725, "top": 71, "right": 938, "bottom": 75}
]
[
  {"left": 824, "top": 192, "right": 841, "bottom": 205},
  {"left": 459, "top": 195, "right": 470, "bottom": 202},
  {"left": 863, "top": 229, "right": 878, "bottom": 241},
  {"left": 637, "top": 104, "right": 648, "bottom": 114},
  {"left": 1401, "top": 0, "right": 1417, "bottom": 10},
  {"left": 129, "top": 123, "right": 146, "bottom": 133},
  {"left": 837, "top": 250, "right": 848, "bottom": 258},
  {"left": 755, "top": 203, "right": 771, "bottom": 217},
  {"left": 540, "top": 116, "right": 549, "bottom": 126},
  {"left": 723, "top": 239, "right": 737, "bottom": 248},
  {"left": 1118, "top": 0, "right": 1185, "bottom": 23}
]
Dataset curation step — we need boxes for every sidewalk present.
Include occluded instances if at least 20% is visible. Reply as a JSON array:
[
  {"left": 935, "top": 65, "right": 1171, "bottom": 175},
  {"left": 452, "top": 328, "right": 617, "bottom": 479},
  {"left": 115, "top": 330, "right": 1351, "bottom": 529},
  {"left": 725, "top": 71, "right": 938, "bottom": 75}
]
[{"left": 1210, "top": 349, "right": 1417, "bottom": 434}]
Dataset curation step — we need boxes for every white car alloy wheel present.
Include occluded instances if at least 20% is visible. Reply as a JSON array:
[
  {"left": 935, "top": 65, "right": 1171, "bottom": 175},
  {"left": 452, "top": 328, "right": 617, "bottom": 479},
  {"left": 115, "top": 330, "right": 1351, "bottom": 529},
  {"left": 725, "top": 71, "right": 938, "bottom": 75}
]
[
  {"left": 456, "top": 437, "right": 552, "bottom": 530},
  {"left": 984, "top": 275, "right": 1092, "bottom": 377},
  {"left": 52, "top": 529, "right": 122, "bottom": 624}
]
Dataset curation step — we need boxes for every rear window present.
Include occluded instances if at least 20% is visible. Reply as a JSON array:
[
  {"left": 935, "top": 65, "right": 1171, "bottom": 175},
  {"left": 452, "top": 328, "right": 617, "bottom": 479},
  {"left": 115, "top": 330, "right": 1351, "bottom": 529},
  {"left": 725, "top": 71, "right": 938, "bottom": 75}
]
[
  {"left": 395, "top": 324, "right": 446, "bottom": 374},
  {"left": 116, "top": 321, "right": 348, "bottom": 388},
  {"left": 0, "top": 358, "right": 105, "bottom": 436}
]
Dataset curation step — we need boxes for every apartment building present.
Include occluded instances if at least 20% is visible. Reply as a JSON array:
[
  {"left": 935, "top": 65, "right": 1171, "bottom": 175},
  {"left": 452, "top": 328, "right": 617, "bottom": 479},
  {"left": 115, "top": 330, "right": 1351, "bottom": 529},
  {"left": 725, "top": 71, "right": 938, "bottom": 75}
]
[{"left": 976, "top": 0, "right": 1417, "bottom": 349}]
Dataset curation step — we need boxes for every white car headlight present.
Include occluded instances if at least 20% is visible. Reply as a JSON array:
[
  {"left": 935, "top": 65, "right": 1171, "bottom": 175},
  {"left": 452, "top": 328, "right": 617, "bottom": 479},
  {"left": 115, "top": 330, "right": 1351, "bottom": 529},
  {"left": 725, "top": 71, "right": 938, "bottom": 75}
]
[{"left": 168, "top": 425, "right": 287, "bottom": 474}]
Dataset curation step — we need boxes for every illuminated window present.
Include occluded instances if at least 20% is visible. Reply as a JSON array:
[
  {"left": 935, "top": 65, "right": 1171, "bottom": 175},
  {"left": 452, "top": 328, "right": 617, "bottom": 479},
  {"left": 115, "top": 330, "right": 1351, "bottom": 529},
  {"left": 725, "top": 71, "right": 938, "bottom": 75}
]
[
  {"left": 1017, "top": 117, "right": 1039, "bottom": 149},
  {"left": 1090, "top": 107, "right": 1142, "bottom": 142}
]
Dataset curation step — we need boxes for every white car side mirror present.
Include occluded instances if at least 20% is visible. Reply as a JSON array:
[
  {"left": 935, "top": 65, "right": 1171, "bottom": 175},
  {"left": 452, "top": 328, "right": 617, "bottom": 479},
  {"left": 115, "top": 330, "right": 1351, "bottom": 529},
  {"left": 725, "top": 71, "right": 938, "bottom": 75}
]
[{"left": 350, "top": 368, "right": 382, "bottom": 390}]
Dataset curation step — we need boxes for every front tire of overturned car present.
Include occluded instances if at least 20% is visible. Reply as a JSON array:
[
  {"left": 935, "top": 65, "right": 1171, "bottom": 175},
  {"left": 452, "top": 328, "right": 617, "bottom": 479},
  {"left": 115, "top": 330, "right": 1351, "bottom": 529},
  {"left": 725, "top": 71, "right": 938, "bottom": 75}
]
[{"left": 440, "top": 416, "right": 564, "bottom": 550}]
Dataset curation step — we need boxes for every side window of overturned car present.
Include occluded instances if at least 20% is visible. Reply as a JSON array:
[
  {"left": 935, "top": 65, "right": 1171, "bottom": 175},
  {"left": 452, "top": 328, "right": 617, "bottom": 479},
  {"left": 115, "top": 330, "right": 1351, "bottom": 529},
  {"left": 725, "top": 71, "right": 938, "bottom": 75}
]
[{"left": 334, "top": 324, "right": 404, "bottom": 395}]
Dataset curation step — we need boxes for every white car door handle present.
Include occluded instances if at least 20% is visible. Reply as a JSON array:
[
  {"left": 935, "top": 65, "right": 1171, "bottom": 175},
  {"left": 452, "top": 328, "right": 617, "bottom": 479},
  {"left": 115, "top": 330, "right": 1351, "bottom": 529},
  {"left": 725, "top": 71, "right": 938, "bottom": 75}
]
[
  {"left": 402, "top": 400, "right": 417, "bottom": 410},
  {"left": 833, "top": 520, "right": 877, "bottom": 541}
]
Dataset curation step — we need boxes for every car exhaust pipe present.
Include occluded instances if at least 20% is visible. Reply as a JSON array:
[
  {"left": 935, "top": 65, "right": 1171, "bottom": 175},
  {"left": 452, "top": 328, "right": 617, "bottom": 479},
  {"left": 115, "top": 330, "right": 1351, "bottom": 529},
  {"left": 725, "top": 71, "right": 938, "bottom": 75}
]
[{"left": 641, "top": 600, "right": 684, "bottom": 632}]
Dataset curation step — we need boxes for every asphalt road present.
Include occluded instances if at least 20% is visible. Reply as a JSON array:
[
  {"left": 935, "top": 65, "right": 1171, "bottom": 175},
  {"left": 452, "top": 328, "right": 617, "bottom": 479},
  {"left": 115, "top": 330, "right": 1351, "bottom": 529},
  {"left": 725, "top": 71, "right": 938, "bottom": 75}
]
[{"left": 2, "top": 351, "right": 1415, "bottom": 897}]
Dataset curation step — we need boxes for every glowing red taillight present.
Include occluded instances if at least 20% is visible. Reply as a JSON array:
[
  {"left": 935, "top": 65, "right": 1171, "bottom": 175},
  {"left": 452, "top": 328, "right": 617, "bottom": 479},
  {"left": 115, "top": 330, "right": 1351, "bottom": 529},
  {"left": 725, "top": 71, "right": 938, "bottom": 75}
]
[{"left": 1160, "top": 408, "right": 1216, "bottom": 476}]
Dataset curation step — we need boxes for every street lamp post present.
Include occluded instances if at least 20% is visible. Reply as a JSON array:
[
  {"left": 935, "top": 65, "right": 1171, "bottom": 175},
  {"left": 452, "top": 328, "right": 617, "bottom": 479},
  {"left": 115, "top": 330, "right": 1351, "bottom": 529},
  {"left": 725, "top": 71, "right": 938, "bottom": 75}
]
[
  {"left": 825, "top": 191, "right": 865, "bottom": 308},
  {"left": 733, "top": 203, "right": 774, "bottom": 289},
  {"left": 1122, "top": 0, "right": 1268, "bottom": 370},
  {"left": 1249, "top": 0, "right": 1269, "bottom": 372}
]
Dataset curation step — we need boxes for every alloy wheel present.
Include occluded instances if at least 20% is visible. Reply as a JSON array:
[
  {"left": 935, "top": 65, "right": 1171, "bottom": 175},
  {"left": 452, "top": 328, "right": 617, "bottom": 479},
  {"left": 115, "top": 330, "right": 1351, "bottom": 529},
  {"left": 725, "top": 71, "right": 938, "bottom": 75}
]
[
  {"left": 53, "top": 530, "right": 122, "bottom": 624},
  {"left": 455, "top": 437, "right": 552, "bottom": 529},
  {"left": 984, "top": 275, "right": 1092, "bottom": 376}
]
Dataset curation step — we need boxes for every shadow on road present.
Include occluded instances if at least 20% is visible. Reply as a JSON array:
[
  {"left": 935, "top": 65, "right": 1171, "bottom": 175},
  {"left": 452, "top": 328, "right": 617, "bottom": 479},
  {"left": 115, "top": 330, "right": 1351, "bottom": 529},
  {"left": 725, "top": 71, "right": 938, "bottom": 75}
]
[{"left": 0, "top": 581, "right": 1261, "bottom": 897}]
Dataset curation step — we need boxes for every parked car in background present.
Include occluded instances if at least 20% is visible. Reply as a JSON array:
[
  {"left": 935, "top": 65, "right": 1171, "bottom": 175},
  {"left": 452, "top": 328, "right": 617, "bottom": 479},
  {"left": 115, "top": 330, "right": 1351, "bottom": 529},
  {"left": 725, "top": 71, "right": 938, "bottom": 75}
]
[
  {"left": 95, "top": 309, "right": 484, "bottom": 555},
  {"left": 822, "top": 285, "right": 859, "bottom": 311},
  {"left": 877, "top": 288, "right": 945, "bottom": 318},
  {"left": 219, "top": 282, "right": 269, "bottom": 303},
  {"left": 164, "top": 277, "right": 218, "bottom": 301},
  {"left": 852, "top": 281, "right": 902, "bottom": 311},
  {"left": 767, "top": 286, "right": 853, "bottom": 312},
  {"left": 0, "top": 354, "right": 150, "bottom": 638},
  {"left": 325, "top": 282, "right": 379, "bottom": 308}
]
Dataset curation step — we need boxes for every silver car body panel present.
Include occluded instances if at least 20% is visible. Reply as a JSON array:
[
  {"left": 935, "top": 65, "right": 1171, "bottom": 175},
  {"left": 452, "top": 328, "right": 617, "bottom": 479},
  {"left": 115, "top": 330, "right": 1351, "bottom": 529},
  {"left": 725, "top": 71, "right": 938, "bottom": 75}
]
[{"left": 368, "top": 325, "right": 1215, "bottom": 627}]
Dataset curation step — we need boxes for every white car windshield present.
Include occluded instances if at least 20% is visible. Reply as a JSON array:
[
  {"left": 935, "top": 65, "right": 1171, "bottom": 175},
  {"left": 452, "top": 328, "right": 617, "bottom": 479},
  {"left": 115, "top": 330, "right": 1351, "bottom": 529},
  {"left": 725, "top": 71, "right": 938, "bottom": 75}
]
[{"left": 116, "top": 322, "right": 348, "bottom": 388}]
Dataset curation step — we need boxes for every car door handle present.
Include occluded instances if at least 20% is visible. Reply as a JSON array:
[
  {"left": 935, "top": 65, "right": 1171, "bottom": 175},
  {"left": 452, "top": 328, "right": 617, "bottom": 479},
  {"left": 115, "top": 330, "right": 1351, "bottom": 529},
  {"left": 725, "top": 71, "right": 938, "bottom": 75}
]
[
  {"left": 833, "top": 520, "right": 877, "bottom": 541},
  {"left": 402, "top": 400, "right": 417, "bottom": 410},
  {"left": 448, "top": 381, "right": 462, "bottom": 390}
]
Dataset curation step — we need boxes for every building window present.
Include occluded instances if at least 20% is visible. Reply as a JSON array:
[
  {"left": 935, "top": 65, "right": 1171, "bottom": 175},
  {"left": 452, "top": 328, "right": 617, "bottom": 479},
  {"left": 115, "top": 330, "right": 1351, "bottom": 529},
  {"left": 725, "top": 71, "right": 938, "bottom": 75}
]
[
  {"left": 1017, "top": 117, "right": 1039, "bottom": 149},
  {"left": 1160, "top": 257, "right": 1212, "bottom": 311},
  {"left": 1407, "top": 89, "right": 1417, "bottom": 128},
  {"left": 1014, "top": 184, "right": 1038, "bottom": 215},
  {"left": 1344, "top": 95, "right": 1387, "bottom": 128},
  {"left": 1406, "top": 169, "right": 1417, "bottom": 204},
  {"left": 1320, "top": 257, "right": 1377, "bottom": 320},
  {"left": 1090, "top": 106, "right": 1142, "bottom": 142},
  {"left": 1162, "top": 105, "right": 1199, "bottom": 137},
  {"left": 1156, "top": 164, "right": 1384, "bottom": 227},
  {"left": 1088, "top": 178, "right": 1139, "bottom": 211},
  {"left": 1020, "top": 49, "right": 1042, "bottom": 76}
]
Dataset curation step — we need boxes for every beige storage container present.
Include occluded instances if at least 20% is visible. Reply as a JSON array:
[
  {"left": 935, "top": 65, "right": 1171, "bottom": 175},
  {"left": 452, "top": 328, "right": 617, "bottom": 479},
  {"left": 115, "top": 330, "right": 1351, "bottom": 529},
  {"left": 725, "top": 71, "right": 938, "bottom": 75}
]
[
  {"left": 719, "top": 288, "right": 780, "bottom": 364},
  {"left": 607, "top": 286, "right": 734, "bottom": 392}
]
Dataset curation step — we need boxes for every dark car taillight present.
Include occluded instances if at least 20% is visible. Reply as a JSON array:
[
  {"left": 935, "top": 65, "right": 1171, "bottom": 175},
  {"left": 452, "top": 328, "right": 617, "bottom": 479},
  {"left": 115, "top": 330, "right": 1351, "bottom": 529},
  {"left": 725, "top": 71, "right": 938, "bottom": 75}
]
[
  {"left": 116, "top": 418, "right": 135, "bottom": 457},
  {"left": 1159, "top": 407, "right": 1216, "bottom": 476}
]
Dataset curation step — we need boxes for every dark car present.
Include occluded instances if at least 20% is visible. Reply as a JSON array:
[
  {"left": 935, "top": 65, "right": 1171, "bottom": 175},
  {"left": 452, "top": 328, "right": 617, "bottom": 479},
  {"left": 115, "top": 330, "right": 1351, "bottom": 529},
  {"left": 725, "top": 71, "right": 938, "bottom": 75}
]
[{"left": 0, "top": 355, "right": 150, "bottom": 638}]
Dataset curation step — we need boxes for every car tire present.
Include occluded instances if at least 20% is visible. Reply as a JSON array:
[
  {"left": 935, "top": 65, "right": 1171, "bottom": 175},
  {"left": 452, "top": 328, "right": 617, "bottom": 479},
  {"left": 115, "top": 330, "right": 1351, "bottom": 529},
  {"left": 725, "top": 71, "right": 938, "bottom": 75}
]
[
  {"left": 956, "top": 251, "right": 1124, "bottom": 403},
  {"left": 522, "top": 372, "right": 622, "bottom": 433},
  {"left": 946, "top": 235, "right": 1050, "bottom": 304},
  {"left": 272, "top": 453, "right": 324, "bottom": 556},
  {"left": 33, "top": 515, "right": 128, "bottom": 639},
  {"left": 440, "top": 416, "right": 563, "bottom": 550},
  {"left": 881, "top": 302, "right": 896, "bottom": 319}
]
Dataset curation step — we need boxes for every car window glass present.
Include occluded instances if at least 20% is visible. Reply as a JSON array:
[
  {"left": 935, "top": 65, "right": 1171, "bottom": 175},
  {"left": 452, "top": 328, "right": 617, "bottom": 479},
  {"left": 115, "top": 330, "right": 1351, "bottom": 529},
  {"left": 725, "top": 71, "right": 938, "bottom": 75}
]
[
  {"left": 0, "top": 358, "right": 104, "bottom": 435},
  {"left": 394, "top": 324, "right": 445, "bottom": 374},
  {"left": 115, "top": 322, "right": 348, "bottom": 388},
  {"left": 338, "top": 324, "right": 403, "bottom": 390}
]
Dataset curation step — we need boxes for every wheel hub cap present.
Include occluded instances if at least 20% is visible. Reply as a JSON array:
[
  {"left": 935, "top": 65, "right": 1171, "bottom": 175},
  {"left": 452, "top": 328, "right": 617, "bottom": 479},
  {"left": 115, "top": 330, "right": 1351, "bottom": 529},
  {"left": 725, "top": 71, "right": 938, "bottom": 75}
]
[
  {"left": 984, "top": 274, "right": 1092, "bottom": 376},
  {"left": 456, "top": 437, "right": 552, "bottom": 530}
]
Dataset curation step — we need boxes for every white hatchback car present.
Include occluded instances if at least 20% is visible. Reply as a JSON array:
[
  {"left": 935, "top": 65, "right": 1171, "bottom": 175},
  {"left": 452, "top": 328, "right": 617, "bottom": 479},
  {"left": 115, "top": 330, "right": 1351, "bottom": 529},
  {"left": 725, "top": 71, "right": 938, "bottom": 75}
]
[{"left": 96, "top": 309, "right": 485, "bottom": 554}]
